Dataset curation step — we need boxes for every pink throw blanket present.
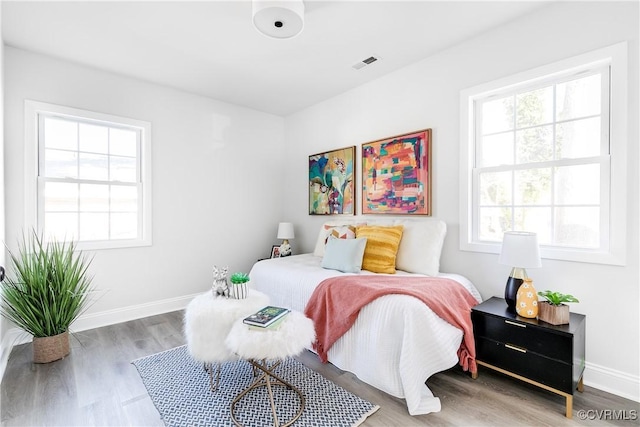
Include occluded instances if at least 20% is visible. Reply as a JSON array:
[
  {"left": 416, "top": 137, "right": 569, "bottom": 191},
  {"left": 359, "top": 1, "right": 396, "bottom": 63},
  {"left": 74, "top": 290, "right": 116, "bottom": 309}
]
[{"left": 304, "top": 275, "right": 479, "bottom": 373}]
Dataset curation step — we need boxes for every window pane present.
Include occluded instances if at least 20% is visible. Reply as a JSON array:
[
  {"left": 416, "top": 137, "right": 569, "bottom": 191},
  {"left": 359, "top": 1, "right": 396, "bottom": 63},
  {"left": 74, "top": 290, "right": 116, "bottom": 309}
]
[
  {"left": 79, "top": 153, "right": 109, "bottom": 181},
  {"left": 79, "top": 123, "right": 108, "bottom": 154},
  {"left": 516, "top": 125, "right": 553, "bottom": 164},
  {"left": 35, "top": 104, "right": 149, "bottom": 249},
  {"left": 479, "top": 171, "right": 512, "bottom": 205},
  {"left": 44, "top": 182, "right": 78, "bottom": 212},
  {"left": 80, "top": 184, "right": 109, "bottom": 212},
  {"left": 111, "top": 185, "right": 138, "bottom": 212},
  {"left": 110, "top": 156, "right": 137, "bottom": 182},
  {"left": 514, "top": 168, "right": 552, "bottom": 205},
  {"left": 516, "top": 86, "right": 553, "bottom": 128},
  {"left": 556, "top": 74, "right": 601, "bottom": 121},
  {"left": 79, "top": 213, "right": 109, "bottom": 241},
  {"left": 478, "top": 207, "right": 511, "bottom": 241},
  {"left": 556, "top": 117, "right": 601, "bottom": 159},
  {"left": 44, "top": 117, "right": 77, "bottom": 151},
  {"left": 111, "top": 213, "right": 137, "bottom": 239},
  {"left": 514, "top": 207, "right": 552, "bottom": 244},
  {"left": 480, "top": 132, "right": 513, "bottom": 167},
  {"left": 555, "top": 207, "right": 599, "bottom": 248},
  {"left": 555, "top": 164, "right": 600, "bottom": 205},
  {"left": 110, "top": 128, "right": 137, "bottom": 156},
  {"left": 45, "top": 213, "right": 78, "bottom": 241},
  {"left": 44, "top": 149, "right": 78, "bottom": 179},
  {"left": 482, "top": 96, "right": 513, "bottom": 134}
]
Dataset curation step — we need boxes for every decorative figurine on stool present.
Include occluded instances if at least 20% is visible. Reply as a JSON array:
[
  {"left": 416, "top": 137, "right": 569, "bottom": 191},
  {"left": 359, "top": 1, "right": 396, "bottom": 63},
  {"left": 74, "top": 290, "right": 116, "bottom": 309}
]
[{"left": 212, "top": 265, "right": 229, "bottom": 298}]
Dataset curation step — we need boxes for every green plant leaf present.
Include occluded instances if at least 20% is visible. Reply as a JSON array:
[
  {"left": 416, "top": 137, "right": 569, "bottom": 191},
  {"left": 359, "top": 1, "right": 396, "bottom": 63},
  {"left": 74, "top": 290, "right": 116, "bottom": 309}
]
[
  {"left": 1, "top": 229, "right": 95, "bottom": 337},
  {"left": 229, "top": 272, "right": 250, "bottom": 284},
  {"left": 537, "top": 289, "right": 579, "bottom": 305}
]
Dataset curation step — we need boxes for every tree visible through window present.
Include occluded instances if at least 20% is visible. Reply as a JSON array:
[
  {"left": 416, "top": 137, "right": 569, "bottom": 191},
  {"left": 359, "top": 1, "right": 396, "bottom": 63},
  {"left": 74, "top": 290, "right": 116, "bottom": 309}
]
[
  {"left": 461, "top": 43, "right": 627, "bottom": 265},
  {"left": 475, "top": 70, "right": 608, "bottom": 249}
]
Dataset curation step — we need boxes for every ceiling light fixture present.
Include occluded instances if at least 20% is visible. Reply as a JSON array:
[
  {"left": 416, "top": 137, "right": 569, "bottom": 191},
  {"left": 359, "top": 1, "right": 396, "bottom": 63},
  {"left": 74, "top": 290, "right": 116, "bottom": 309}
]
[{"left": 252, "top": 0, "right": 305, "bottom": 39}]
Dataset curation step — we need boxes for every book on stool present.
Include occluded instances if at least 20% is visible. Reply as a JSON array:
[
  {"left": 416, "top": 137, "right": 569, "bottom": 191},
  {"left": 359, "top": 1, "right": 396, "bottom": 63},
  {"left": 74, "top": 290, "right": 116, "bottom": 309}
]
[{"left": 242, "top": 306, "right": 290, "bottom": 329}]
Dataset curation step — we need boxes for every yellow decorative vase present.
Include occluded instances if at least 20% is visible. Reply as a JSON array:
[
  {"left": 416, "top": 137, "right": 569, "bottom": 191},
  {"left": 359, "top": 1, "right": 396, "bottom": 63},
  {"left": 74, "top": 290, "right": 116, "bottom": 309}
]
[{"left": 515, "top": 278, "right": 539, "bottom": 319}]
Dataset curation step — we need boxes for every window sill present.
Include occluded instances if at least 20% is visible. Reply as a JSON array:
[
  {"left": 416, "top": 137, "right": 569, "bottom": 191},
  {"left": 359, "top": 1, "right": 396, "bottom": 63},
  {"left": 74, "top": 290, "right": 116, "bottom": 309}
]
[{"left": 460, "top": 240, "right": 626, "bottom": 266}]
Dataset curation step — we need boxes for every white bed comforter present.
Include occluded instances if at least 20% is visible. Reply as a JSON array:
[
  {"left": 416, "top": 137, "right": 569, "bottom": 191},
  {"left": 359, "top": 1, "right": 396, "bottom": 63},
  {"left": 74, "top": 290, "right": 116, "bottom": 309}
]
[{"left": 249, "top": 254, "right": 482, "bottom": 415}]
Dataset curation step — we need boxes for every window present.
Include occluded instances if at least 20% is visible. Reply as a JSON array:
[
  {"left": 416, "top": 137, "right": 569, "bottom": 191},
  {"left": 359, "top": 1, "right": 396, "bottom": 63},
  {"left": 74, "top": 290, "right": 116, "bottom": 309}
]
[
  {"left": 25, "top": 101, "right": 152, "bottom": 250},
  {"left": 460, "top": 43, "right": 627, "bottom": 265}
]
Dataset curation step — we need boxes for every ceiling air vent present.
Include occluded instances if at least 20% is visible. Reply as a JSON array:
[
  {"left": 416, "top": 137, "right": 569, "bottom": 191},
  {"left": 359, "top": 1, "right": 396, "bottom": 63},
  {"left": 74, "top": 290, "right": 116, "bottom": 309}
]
[{"left": 352, "top": 55, "right": 380, "bottom": 70}]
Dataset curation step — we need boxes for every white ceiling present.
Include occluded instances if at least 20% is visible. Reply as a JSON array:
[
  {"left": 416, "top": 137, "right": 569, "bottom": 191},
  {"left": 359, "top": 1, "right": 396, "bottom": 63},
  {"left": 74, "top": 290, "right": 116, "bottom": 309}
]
[{"left": 2, "top": 1, "right": 551, "bottom": 116}]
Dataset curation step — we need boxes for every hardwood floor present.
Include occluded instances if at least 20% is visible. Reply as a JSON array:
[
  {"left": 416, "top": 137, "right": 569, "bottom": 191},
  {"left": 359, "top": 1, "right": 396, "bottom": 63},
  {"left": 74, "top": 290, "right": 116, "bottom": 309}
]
[{"left": 1, "top": 311, "right": 638, "bottom": 426}]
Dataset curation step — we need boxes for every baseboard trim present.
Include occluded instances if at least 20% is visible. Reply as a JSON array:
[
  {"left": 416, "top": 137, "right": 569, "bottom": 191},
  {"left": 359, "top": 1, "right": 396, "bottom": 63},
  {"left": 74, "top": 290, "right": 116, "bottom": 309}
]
[
  {"left": 0, "top": 292, "right": 200, "bottom": 382},
  {"left": 70, "top": 292, "right": 199, "bottom": 333},
  {"left": 584, "top": 361, "right": 640, "bottom": 402}
]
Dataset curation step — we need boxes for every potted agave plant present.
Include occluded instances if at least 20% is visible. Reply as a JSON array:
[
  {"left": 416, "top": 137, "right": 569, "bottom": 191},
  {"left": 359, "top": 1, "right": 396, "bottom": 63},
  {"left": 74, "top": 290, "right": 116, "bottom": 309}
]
[
  {"left": 537, "top": 290, "right": 579, "bottom": 325},
  {"left": 0, "top": 231, "right": 94, "bottom": 363},
  {"left": 229, "top": 272, "right": 250, "bottom": 300}
]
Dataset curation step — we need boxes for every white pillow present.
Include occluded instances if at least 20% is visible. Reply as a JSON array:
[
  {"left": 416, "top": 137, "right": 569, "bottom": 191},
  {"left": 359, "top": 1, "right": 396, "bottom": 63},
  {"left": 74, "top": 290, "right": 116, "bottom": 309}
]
[
  {"left": 394, "top": 219, "right": 447, "bottom": 276},
  {"left": 321, "top": 237, "right": 367, "bottom": 273}
]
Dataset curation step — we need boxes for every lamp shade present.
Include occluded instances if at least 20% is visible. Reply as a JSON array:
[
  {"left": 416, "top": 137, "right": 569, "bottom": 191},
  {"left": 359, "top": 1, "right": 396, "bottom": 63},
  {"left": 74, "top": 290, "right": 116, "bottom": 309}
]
[
  {"left": 498, "top": 231, "right": 542, "bottom": 268},
  {"left": 277, "top": 222, "right": 295, "bottom": 240},
  {"left": 253, "top": 0, "right": 304, "bottom": 39}
]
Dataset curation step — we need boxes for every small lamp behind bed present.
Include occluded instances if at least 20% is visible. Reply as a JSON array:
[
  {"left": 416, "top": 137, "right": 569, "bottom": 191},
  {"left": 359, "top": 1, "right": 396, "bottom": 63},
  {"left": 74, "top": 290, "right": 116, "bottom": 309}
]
[
  {"left": 277, "top": 222, "right": 295, "bottom": 257},
  {"left": 499, "top": 231, "right": 541, "bottom": 313}
]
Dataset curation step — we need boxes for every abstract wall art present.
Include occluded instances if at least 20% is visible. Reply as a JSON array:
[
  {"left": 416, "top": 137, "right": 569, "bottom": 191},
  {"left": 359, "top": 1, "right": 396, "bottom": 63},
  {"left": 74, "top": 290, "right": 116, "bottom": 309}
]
[
  {"left": 362, "top": 129, "right": 432, "bottom": 215},
  {"left": 309, "top": 146, "right": 355, "bottom": 215}
]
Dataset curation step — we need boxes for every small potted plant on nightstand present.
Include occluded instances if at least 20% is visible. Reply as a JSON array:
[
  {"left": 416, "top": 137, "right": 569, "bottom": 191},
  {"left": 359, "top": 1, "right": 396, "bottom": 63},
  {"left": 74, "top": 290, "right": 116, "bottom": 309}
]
[
  {"left": 229, "top": 272, "right": 250, "bottom": 300},
  {"left": 537, "top": 290, "right": 579, "bottom": 325}
]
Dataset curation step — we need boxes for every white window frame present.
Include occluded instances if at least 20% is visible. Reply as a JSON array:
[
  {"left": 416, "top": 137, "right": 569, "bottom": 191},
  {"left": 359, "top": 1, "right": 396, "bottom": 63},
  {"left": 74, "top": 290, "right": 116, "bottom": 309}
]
[
  {"left": 460, "top": 42, "right": 627, "bottom": 265},
  {"left": 24, "top": 100, "right": 153, "bottom": 250}
]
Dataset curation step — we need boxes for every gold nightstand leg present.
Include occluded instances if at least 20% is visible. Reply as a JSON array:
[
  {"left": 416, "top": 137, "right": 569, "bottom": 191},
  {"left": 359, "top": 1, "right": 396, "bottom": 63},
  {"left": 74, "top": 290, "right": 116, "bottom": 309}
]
[
  {"left": 577, "top": 376, "right": 584, "bottom": 393},
  {"left": 477, "top": 360, "right": 577, "bottom": 418}
]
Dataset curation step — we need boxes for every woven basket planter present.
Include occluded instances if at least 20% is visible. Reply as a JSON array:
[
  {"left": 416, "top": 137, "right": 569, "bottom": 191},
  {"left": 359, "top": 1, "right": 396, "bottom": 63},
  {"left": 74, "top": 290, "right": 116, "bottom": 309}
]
[{"left": 33, "top": 331, "right": 70, "bottom": 364}]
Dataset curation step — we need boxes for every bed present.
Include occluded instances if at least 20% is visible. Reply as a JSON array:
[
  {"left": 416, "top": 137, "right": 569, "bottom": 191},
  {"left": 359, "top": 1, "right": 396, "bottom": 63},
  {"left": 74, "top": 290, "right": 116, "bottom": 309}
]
[{"left": 249, "top": 218, "right": 482, "bottom": 415}]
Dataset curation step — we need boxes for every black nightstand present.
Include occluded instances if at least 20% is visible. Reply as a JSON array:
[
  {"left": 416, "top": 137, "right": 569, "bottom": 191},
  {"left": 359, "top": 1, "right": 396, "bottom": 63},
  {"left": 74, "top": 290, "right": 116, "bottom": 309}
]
[{"left": 471, "top": 297, "right": 586, "bottom": 418}]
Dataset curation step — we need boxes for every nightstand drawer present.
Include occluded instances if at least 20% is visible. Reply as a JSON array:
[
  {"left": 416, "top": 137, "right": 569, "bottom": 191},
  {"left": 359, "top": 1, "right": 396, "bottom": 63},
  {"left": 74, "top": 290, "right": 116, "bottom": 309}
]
[
  {"left": 472, "top": 312, "right": 572, "bottom": 363},
  {"left": 476, "top": 337, "right": 574, "bottom": 393}
]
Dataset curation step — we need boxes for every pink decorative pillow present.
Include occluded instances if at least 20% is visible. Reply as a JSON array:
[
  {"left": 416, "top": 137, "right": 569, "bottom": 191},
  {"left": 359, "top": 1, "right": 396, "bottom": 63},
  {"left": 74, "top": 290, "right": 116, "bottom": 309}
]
[{"left": 313, "top": 224, "right": 358, "bottom": 257}]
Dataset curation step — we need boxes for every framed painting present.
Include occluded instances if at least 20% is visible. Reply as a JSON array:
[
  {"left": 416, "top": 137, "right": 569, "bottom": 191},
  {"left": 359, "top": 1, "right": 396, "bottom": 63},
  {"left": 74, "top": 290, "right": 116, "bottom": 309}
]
[
  {"left": 309, "top": 146, "right": 355, "bottom": 215},
  {"left": 362, "top": 129, "right": 432, "bottom": 215}
]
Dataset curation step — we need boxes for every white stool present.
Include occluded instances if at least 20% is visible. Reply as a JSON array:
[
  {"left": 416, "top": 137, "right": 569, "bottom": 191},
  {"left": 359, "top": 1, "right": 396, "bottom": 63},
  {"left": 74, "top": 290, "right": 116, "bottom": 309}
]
[
  {"left": 184, "top": 290, "right": 269, "bottom": 391},
  {"left": 225, "top": 311, "right": 315, "bottom": 427}
]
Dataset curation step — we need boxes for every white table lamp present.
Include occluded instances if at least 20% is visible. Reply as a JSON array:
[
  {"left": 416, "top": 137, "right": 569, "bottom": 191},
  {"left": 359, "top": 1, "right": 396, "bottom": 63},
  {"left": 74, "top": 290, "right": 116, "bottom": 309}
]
[
  {"left": 277, "top": 222, "right": 295, "bottom": 256},
  {"left": 499, "top": 231, "right": 542, "bottom": 312}
]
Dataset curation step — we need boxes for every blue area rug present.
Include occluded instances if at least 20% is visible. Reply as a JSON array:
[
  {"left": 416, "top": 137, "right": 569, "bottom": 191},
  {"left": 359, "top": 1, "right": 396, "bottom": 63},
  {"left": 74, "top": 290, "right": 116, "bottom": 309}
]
[{"left": 132, "top": 345, "right": 379, "bottom": 427}]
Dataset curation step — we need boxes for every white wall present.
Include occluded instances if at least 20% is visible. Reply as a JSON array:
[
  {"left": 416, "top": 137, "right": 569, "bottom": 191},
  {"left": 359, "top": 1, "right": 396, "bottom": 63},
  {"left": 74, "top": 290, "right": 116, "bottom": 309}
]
[
  {"left": 284, "top": 2, "right": 639, "bottom": 400},
  {"left": 3, "top": 47, "right": 286, "bottom": 333},
  {"left": 0, "top": 2, "right": 9, "bottom": 377}
]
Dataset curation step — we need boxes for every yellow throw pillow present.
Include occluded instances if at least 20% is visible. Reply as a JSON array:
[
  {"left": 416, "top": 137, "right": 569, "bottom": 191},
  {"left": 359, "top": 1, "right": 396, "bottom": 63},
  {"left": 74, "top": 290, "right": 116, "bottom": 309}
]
[{"left": 356, "top": 225, "right": 404, "bottom": 274}]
